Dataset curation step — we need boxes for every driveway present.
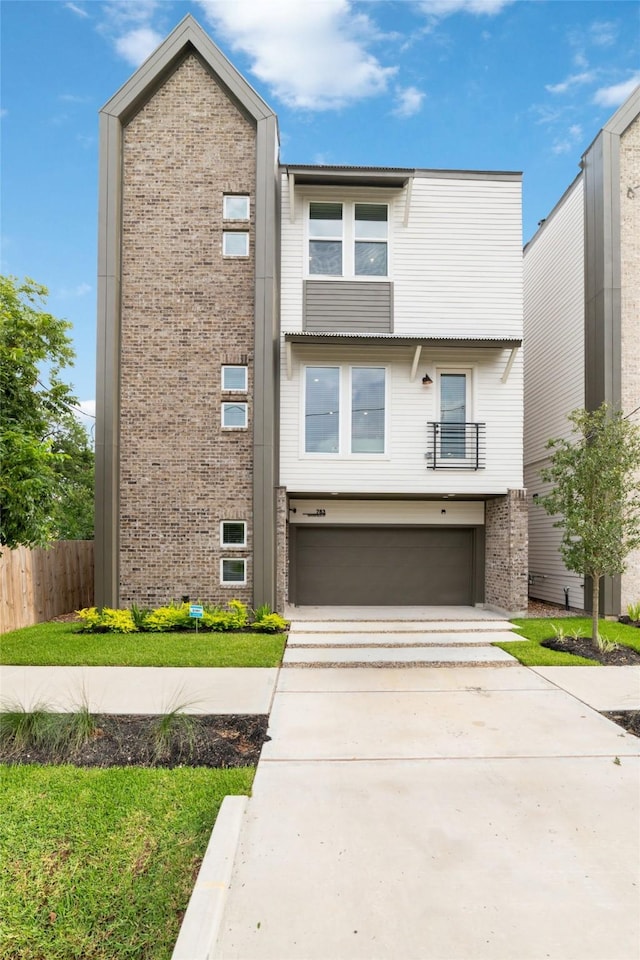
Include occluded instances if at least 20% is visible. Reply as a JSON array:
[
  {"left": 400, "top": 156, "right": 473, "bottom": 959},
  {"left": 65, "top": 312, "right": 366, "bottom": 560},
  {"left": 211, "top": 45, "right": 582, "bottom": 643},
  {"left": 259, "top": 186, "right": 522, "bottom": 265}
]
[{"left": 210, "top": 614, "right": 640, "bottom": 960}]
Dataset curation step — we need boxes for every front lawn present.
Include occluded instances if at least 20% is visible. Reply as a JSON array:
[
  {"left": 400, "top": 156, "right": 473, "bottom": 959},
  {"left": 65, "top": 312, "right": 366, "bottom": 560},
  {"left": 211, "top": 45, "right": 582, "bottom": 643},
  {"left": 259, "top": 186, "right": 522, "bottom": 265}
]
[
  {"left": 497, "top": 617, "right": 640, "bottom": 666},
  {"left": 0, "top": 764, "right": 254, "bottom": 960},
  {"left": 0, "top": 621, "right": 286, "bottom": 667}
]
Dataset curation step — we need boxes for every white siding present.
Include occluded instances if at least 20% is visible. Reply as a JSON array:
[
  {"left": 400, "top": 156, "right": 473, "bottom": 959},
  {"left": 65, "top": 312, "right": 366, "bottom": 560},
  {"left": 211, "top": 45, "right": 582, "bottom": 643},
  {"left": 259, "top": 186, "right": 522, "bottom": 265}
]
[
  {"left": 523, "top": 178, "right": 585, "bottom": 609},
  {"left": 525, "top": 464, "right": 584, "bottom": 610},
  {"left": 280, "top": 342, "right": 523, "bottom": 494},
  {"left": 281, "top": 174, "right": 523, "bottom": 339},
  {"left": 523, "top": 178, "right": 584, "bottom": 465}
]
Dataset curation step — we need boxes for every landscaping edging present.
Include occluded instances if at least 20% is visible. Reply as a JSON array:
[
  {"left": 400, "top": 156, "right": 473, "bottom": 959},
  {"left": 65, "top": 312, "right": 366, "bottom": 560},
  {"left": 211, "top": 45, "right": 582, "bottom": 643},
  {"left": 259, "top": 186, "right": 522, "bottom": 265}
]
[{"left": 172, "top": 794, "right": 248, "bottom": 960}]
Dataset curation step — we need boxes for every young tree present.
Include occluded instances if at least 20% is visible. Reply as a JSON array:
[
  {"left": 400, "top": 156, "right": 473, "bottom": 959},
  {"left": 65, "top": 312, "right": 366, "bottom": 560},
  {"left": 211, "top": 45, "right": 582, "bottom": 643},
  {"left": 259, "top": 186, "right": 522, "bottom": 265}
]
[
  {"left": 539, "top": 404, "right": 640, "bottom": 649},
  {"left": 0, "top": 275, "right": 93, "bottom": 547}
]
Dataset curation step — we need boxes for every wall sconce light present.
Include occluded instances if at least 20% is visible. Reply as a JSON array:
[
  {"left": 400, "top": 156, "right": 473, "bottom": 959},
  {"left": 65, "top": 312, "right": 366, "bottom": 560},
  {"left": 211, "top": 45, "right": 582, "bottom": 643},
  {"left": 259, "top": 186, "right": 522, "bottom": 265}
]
[{"left": 422, "top": 373, "right": 433, "bottom": 385}]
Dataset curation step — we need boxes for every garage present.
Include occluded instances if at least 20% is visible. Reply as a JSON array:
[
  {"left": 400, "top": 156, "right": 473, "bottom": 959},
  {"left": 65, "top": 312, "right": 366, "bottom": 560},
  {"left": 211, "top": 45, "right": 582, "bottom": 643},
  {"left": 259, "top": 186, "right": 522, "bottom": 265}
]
[{"left": 291, "top": 526, "right": 476, "bottom": 606}]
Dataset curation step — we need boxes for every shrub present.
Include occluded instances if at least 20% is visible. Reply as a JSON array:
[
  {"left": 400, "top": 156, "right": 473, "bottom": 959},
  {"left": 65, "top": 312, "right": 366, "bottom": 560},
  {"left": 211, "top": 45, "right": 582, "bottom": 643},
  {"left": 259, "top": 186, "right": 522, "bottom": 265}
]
[
  {"left": 142, "top": 602, "right": 192, "bottom": 632},
  {"left": 77, "top": 607, "right": 136, "bottom": 634},
  {"left": 251, "top": 604, "right": 288, "bottom": 633},
  {"left": 627, "top": 601, "right": 640, "bottom": 621}
]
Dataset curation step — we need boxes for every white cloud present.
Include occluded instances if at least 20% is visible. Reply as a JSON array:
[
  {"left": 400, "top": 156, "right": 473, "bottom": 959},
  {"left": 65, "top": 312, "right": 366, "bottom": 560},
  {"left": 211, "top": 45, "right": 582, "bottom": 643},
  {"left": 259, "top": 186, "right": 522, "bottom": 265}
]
[
  {"left": 65, "top": 2, "right": 89, "bottom": 18},
  {"left": 59, "top": 93, "right": 91, "bottom": 103},
  {"left": 195, "top": 0, "right": 396, "bottom": 109},
  {"left": 417, "top": 0, "right": 514, "bottom": 18},
  {"left": 551, "top": 124, "right": 583, "bottom": 155},
  {"left": 115, "top": 26, "right": 164, "bottom": 66},
  {"left": 392, "top": 86, "right": 425, "bottom": 117},
  {"left": 589, "top": 20, "right": 617, "bottom": 47},
  {"left": 593, "top": 75, "right": 640, "bottom": 108},
  {"left": 545, "top": 71, "right": 595, "bottom": 95}
]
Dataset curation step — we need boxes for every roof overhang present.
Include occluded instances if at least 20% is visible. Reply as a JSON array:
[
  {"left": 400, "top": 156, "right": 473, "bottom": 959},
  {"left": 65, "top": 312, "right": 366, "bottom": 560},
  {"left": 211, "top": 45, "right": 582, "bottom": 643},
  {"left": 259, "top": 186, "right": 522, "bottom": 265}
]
[{"left": 284, "top": 332, "right": 522, "bottom": 348}]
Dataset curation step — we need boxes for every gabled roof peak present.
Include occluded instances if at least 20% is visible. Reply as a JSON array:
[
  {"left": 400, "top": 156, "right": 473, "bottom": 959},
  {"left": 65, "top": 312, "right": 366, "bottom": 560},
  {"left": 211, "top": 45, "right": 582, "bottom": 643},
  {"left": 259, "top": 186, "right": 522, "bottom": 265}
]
[{"left": 101, "top": 14, "right": 275, "bottom": 126}]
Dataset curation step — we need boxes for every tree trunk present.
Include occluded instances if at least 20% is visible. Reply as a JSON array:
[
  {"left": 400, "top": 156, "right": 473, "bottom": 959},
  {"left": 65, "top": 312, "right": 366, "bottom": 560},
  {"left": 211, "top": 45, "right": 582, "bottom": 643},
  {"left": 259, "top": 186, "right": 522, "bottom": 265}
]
[{"left": 592, "top": 574, "right": 601, "bottom": 649}]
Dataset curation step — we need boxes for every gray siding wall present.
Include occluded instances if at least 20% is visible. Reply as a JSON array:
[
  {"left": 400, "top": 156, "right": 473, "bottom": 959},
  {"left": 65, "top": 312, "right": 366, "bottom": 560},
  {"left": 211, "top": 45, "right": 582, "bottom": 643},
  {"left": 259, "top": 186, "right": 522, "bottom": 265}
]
[{"left": 303, "top": 280, "right": 393, "bottom": 332}]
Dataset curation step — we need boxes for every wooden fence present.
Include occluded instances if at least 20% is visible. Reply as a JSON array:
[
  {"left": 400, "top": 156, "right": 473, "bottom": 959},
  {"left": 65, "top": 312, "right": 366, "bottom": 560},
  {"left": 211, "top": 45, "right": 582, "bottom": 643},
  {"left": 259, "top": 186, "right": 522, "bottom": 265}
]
[{"left": 0, "top": 541, "right": 94, "bottom": 633}]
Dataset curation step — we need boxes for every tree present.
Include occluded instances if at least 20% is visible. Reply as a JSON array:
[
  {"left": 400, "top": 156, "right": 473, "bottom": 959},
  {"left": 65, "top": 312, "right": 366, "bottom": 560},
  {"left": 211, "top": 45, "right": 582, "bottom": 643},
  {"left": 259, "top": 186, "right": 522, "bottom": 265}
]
[
  {"left": 539, "top": 404, "right": 640, "bottom": 649},
  {"left": 0, "top": 275, "right": 93, "bottom": 547}
]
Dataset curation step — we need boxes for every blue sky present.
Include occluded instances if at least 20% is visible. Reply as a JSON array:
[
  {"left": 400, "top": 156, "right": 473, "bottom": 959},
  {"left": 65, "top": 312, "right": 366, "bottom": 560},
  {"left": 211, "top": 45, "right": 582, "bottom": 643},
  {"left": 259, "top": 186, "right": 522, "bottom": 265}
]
[{"left": 2, "top": 0, "right": 639, "bottom": 425}]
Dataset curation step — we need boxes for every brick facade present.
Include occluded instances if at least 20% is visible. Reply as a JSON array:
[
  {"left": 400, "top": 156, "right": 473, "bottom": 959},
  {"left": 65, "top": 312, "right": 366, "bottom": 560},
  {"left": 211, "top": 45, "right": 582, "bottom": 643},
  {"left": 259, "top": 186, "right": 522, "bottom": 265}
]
[
  {"left": 484, "top": 489, "right": 528, "bottom": 614},
  {"left": 119, "top": 54, "right": 257, "bottom": 607},
  {"left": 620, "top": 115, "right": 640, "bottom": 609}
]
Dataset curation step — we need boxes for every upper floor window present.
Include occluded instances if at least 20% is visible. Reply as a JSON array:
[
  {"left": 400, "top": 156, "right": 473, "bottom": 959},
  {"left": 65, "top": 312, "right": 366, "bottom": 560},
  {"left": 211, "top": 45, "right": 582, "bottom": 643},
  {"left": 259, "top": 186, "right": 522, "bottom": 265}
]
[
  {"left": 222, "top": 402, "right": 248, "bottom": 429},
  {"left": 307, "top": 202, "right": 388, "bottom": 278},
  {"left": 223, "top": 195, "right": 250, "bottom": 220},
  {"left": 223, "top": 232, "right": 249, "bottom": 257},
  {"left": 222, "top": 365, "right": 248, "bottom": 392}
]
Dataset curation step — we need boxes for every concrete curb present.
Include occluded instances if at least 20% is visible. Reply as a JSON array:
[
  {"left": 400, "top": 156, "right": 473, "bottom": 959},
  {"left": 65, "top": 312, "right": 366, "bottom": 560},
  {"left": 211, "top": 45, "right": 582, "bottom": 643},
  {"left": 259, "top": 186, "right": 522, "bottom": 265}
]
[{"left": 172, "top": 794, "right": 247, "bottom": 960}]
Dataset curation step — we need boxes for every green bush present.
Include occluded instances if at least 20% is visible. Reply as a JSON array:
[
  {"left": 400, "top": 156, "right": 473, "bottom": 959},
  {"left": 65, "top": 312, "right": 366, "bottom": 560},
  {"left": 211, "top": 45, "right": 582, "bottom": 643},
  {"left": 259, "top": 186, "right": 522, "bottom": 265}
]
[{"left": 75, "top": 599, "right": 286, "bottom": 635}]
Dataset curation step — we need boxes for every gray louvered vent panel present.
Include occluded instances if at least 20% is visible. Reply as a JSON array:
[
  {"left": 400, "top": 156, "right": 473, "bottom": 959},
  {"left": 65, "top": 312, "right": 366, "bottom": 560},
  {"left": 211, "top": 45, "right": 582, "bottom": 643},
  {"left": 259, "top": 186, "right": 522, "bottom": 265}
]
[{"left": 304, "top": 281, "right": 393, "bottom": 332}]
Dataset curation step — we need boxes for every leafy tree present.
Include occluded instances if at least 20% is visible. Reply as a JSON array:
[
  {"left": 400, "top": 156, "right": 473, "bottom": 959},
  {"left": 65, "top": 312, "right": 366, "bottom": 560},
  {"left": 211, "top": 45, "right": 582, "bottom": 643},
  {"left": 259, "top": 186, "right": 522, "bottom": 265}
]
[
  {"left": 0, "top": 275, "right": 93, "bottom": 547},
  {"left": 50, "top": 414, "right": 95, "bottom": 540},
  {"left": 539, "top": 404, "right": 640, "bottom": 649}
]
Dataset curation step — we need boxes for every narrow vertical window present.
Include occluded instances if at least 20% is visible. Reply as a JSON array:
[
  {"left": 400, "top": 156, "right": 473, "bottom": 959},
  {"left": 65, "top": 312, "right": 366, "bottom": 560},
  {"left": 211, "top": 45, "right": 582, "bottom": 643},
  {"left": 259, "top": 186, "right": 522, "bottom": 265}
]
[
  {"left": 308, "top": 202, "right": 343, "bottom": 275},
  {"left": 305, "top": 367, "right": 340, "bottom": 453},
  {"left": 440, "top": 373, "right": 467, "bottom": 458},
  {"left": 354, "top": 204, "right": 387, "bottom": 276},
  {"left": 351, "top": 367, "right": 385, "bottom": 453}
]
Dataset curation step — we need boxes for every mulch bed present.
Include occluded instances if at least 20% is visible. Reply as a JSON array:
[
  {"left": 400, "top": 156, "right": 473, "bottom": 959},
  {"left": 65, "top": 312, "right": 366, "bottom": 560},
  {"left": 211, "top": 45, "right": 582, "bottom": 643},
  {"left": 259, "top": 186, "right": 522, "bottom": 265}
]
[
  {"left": 541, "top": 636, "right": 640, "bottom": 665},
  {"left": 603, "top": 712, "right": 640, "bottom": 738},
  {"left": 0, "top": 714, "right": 269, "bottom": 768}
]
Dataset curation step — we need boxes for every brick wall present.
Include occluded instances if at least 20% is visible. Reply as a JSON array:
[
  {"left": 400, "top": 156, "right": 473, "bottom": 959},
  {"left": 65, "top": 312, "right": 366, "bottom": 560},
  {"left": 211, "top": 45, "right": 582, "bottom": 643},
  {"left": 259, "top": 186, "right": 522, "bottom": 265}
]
[
  {"left": 485, "top": 489, "right": 528, "bottom": 614},
  {"left": 275, "top": 486, "right": 288, "bottom": 613},
  {"left": 620, "top": 115, "right": 640, "bottom": 609},
  {"left": 119, "top": 54, "right": 257, "bottom": 607}
]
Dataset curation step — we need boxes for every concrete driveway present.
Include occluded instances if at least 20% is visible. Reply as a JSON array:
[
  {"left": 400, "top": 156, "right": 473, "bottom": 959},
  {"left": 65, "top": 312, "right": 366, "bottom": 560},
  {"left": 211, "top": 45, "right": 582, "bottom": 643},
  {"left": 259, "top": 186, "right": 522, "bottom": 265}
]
[{"left": 209, "top": 617, "right": 640, "bottom": 960}]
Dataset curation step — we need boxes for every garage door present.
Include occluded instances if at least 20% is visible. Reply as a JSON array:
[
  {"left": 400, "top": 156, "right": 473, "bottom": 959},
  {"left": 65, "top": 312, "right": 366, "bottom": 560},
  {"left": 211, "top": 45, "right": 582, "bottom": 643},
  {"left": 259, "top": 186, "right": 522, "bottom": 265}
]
[{"left": 292, "top": 527, "right": 474, "bottom": 606}]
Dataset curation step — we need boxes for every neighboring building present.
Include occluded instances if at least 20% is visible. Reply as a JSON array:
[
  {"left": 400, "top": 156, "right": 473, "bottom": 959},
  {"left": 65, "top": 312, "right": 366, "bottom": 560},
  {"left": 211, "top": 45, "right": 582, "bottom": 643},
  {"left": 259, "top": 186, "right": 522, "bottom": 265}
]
[
  {"left": 96, "top": 16, "right": 528, "bottom": 614},
  {"left": 524, "top": 86, "right": 640, "bottom": 615}
]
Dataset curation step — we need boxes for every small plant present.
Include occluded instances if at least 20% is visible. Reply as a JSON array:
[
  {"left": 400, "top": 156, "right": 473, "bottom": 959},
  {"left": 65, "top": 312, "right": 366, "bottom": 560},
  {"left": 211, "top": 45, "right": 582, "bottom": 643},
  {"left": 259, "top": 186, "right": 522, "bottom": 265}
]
[
  {"left": 77, "top": 607, "right": 136, "bottom": 634},
  {"left": 143, "top": 602, "right": 192, "bottom": 632},
  {"left": 227, "top": 599, "right": 249, "bottom": 629},
  {"left": 148, "top": 709, "right": 200, "bottom": 763},
  {"left": 130, "top": 603, "right": 151, "bottom": 631},
  {"left": 567, "top": 626, "right": 583, "bottom": 642},
  {"left": 0, "top": 701, "right": 97, "bottom": 757},
  {"left": 627, "top": 601, "right": 640, "bottom": 621},
  {"left": 251, "top": 608, "right": 288, "bottom": 632},
  {"left": 596, "top": 635, "right": 618, "bottom": 655},
  {"left": 551, "top": 624, "right": 567, "bottom": 643}
]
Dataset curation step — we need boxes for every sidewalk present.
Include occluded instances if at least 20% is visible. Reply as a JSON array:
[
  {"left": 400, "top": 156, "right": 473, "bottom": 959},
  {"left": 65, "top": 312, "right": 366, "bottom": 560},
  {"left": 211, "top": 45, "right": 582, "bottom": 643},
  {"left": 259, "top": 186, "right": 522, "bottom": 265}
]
[{"left": 211, "top": 619, "right": 640, "bottom": 960}]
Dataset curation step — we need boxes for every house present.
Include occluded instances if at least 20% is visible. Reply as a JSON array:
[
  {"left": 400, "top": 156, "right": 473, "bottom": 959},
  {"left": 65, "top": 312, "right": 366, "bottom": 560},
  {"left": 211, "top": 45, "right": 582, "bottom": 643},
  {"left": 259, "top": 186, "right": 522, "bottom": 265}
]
[
  {"left": 523, "top": 86, "right": 640, "bottom": 616},
  {"left": 95, "top": 15, "right": 527, "bottom": 615}
]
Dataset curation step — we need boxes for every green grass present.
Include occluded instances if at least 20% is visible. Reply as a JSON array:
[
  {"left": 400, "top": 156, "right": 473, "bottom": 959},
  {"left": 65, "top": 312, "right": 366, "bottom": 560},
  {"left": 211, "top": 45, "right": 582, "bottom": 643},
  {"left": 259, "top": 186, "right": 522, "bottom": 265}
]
[
  {"left": 497, "top": 617, "right": 640, "bottom": 666},
  {"left": 0, "top": 764, "right": 254, "bottom": 960},
  {"left": 0, "top": 622, "right": 286, "bottom": 667}
]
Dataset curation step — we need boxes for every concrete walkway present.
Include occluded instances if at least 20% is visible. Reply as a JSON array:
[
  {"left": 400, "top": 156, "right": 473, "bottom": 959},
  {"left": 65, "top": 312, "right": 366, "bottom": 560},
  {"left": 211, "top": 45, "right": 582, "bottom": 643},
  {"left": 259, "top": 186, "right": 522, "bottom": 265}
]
[{"left": 211, "top": 613, "right": 640, "bottom": 960}]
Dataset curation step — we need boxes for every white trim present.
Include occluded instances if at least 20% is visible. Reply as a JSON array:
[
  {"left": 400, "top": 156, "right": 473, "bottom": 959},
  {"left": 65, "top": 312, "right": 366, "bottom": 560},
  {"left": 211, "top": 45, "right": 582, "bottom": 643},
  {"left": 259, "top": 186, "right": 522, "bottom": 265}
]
[
  {"left": 221, "top": 402, "right": 248, "bottom": 429},
  {"left": 305, "top": 199, "right": 390, "bottom": 280},
  {"left": 220, "top": 557, "right": 247, "bottom": 585},
  {"left": 220, "top": 520, "right": 247, "bottom": 548},
  {"left": 301, "top": 363, "right": 389, "bottom": 458},
  {"left": 222, "top": 232, "right": 249, "bottom": 257}
]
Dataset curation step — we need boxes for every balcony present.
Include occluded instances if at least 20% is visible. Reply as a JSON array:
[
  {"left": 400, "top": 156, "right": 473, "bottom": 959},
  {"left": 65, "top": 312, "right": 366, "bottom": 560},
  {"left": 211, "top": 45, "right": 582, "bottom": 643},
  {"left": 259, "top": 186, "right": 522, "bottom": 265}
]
[{"left": 426, "top": 422, "right": 486, "bottom": 470}]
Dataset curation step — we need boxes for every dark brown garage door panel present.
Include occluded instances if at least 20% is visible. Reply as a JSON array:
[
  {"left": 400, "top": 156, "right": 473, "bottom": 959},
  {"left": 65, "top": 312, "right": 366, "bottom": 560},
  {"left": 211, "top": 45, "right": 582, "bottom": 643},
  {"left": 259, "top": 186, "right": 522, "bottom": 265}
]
[{"left": 294, "top": 527, "right": 474, "bottom": 605}]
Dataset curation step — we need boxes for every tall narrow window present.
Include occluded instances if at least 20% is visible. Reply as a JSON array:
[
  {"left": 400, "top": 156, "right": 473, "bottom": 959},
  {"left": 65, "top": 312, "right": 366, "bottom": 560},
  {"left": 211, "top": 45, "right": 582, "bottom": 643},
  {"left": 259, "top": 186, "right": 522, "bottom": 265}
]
[
  {"left": 309, "top": 202, "right": 343, "bottom": 276},
  {"left": 440, "top": 373, "right": 467, "bottom": 458},
  {"left": 305, "top": 367, "right": 340, "bottom": 453},
  {"left": 355, "top": 204, "right": 387, "bottom": 276},
  {"left": 351, "top": 367, "right": 385, "bottom": 453}
]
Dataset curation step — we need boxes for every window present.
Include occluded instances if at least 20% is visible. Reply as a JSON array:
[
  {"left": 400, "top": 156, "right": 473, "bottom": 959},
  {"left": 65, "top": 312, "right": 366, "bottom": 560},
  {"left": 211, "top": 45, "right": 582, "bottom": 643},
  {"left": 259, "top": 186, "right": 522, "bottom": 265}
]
[
  {"left": 354, "top": 204, "right": 387, "bottom": 276},
  {"left": 221, "top": 558, "right": 246, "bottom": 584},
  {"left": 308, "top": 201, "right": 388, "bottom": 278},
  {"left": 223, "top": 195, "right": 249, "bottom": 220},
  {"left": 222, "top": 402, "right": 247, "bottom": 429},
  {"left": 309, "top": 202, "right": 343, "bottom": 276},
  {"left": 223, "top": 232, "right": 249, "bottom": 257},
  {"left": 222, "top": 366, "right": 248, "bottom": 392},
  {"left": 221, "top": 521, "right": 247, "bottom": 547},
  {"left": 305, "top": 367, "right": 340, "bottom": 452},
  {"left": 351, "top": 367, "right": 385, "bottom": 453},
  {"left": 439, "top": 371, "right": 470, "bottom": 459},
  {"left": 304, "top": 365, "right": 386, "bottom": 455}
]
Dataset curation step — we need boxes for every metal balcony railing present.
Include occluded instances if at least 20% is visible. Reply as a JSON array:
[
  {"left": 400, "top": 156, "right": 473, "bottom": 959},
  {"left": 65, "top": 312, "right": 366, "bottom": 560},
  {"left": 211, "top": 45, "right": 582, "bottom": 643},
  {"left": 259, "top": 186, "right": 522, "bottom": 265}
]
[{"left": 425, "top": 422, "right": 486, "bottom": 470}]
